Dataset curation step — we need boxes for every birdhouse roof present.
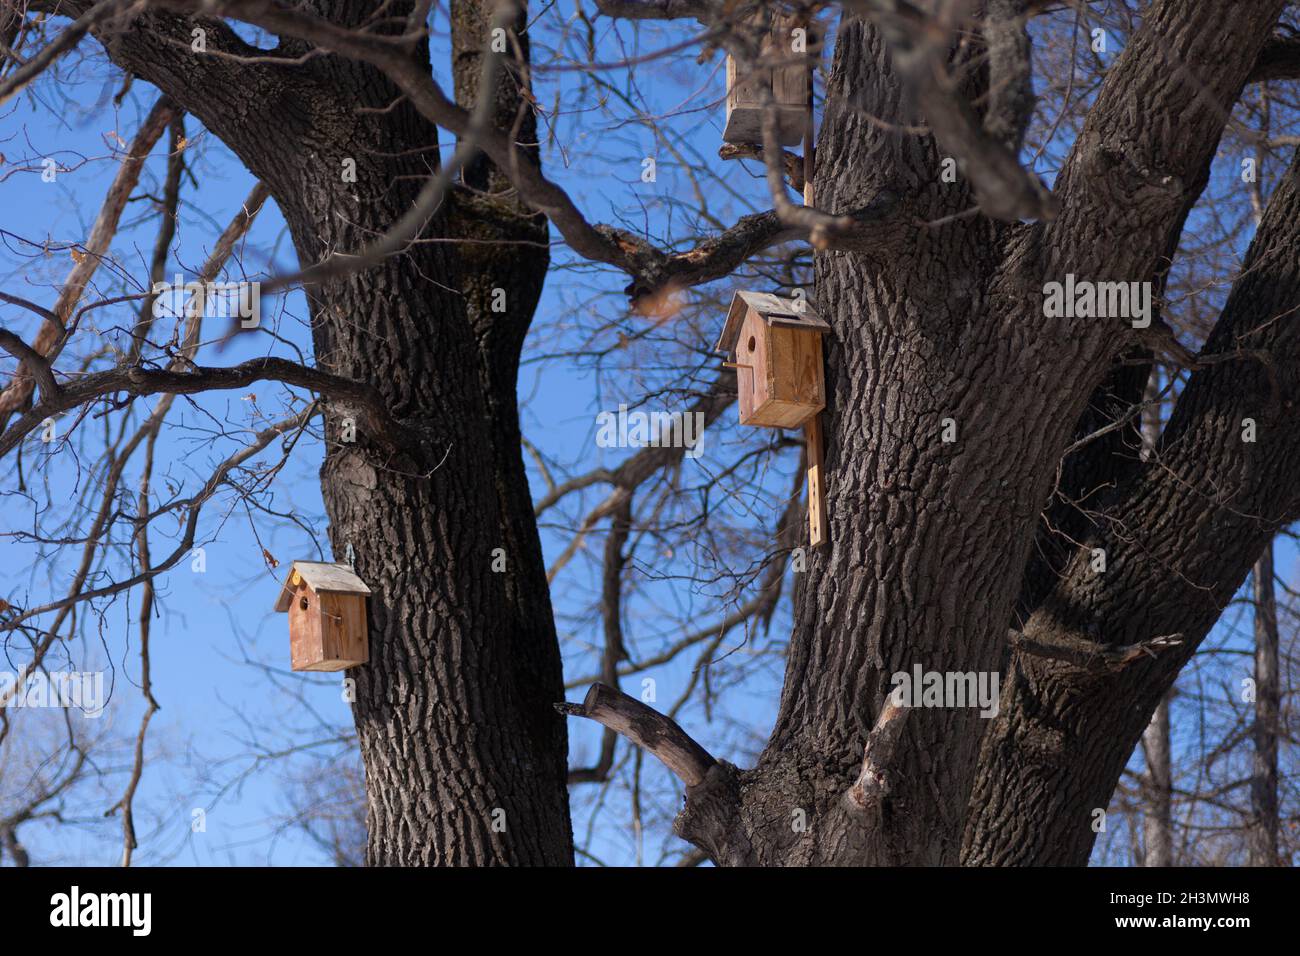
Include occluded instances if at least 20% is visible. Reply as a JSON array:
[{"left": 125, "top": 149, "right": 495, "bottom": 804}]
[
  {"left": 715, "top": 291, "right": 830, "bottom": 353},
  {"left": 273, "top": 561, "right": 371, "bottom": 612}
]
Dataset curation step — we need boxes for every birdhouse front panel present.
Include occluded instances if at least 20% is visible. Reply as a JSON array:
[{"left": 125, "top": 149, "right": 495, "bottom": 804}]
[{"left": 736, "top": 306, "right": 768, "bottom": 425}]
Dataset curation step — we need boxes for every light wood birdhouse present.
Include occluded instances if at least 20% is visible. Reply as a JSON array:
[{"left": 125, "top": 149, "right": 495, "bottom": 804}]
[
  {"left": 723, "top": 14, "right": 816, "bottom": 147},
  {"left": 717, "top": 291, "right": 831, "bottom": 545},
  {"left": 274, "top": 561, "right": 370, "bottom": 671},
  {"left": 717, "top": 291, "right": 829, "bottom": 428}
]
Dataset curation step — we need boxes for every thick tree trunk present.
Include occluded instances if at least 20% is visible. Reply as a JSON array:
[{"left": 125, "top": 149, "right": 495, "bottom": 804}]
[
  {"left": 681, "top": 18, "right": 1076, "bottom": 866},
  {"left": 963, "top": 100, "right": 1300, "bottom": 866},
  {"left": 88, "top": 2, "right": 574, "bottom": 866},
  {"left": 295, "top": 19, "right": 570, "bottom": 867},
  {"left": 677, "top": 2, "right": 1292, "bottom": 868}
]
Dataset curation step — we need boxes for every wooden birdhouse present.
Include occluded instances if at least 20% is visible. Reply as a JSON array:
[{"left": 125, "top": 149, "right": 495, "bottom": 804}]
[
  {"left": 273, "top": 561, "right": 371, "bottom": 671},
  {"left": 717, "top": 291, "right": 829, "bottom": 429},
  {"left": 717, "top": 291, "right": 831, "bottom": 546},
  {"left": 723, "top": 14, "right": 818, "bottom": 147}
]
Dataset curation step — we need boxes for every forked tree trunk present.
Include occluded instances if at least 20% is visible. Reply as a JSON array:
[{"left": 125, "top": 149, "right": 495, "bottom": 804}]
[
  {"left": 297, "top": 25, "right": 571, "bottom": 867},
  {"left": 676, "top": 3, "right": 1292, "bottom": 867}
]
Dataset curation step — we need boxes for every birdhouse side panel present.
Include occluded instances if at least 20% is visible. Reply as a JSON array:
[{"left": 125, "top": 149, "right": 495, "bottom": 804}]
[
  {"left": 723, "top": 60, "right": 805, "bottom": 145},
  {"left": 316, "top": 591, "right": 369, "bottom": 671},
  {"left": 724, "top": 57, "right": 768, "bottom": 145},
  {"left": 725, "top": 56, "right": 771, "bottom": 114},
  {"left": 772, "top": 58, "right": 810, "bottom": 110},
  {"left": 288, "top": 584, "right": 325, "bottom": 672},
  {"left": 769, "top": 325, "right": 826, "bottom": 409}
]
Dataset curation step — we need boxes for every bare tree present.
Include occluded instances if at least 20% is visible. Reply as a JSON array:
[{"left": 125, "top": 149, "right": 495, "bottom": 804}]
[{"left": 3, "top": 0, "right": 1300, "bottom": 867}]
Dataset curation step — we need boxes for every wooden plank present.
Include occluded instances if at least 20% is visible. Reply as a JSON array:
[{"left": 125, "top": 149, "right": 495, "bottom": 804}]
[
  {"left": 747, "top": 398, "right": 817, "bottom": 429},
  {"left": 288, "top": 584, "right": 323, "bottom": 671},
  {"left": 292, "top": 560, "right": 370, "bottom": 595},
  {"left": 805, "top": 414, "right": 827, "bottom": 547},
  {"left": 737, "top": 308, "right": 767, "bottom": 424},
  {"left": 767, "top": 312, "right": 832, "bottom": 332},
  {"left": 317, "top": 592, "right": 368, "bottom": 670},
  {"left": 768, "top": 326, "right": 825, "bottom": 409},
  {"left": 337, "top": 594, "right": 368, "bottom": 667}
]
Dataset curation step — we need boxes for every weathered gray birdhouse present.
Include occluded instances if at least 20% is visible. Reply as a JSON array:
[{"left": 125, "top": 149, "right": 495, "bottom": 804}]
[
  {"left": 273, "top": 561, "right": 371, "bottom": 671},
  {"left": 724, "top": 55, "right": 808, "bottom": 146},
  {"left": 716, "top": 291, "right": 830, "bottom": 429},
  {"left": 722, "top": 15, "right": 818, "bottom": 146}
]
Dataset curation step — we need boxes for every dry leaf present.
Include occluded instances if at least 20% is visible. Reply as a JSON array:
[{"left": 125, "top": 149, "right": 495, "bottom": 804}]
[{"left": 262, "top": 549, "right": 279, "bottom": 570}]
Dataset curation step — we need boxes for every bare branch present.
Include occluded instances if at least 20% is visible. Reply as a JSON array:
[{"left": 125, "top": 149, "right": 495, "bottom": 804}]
[
  {"left": 0, "top": 407, "right": 314, "bottom": 640},
  {"left": 153, "top": 0, "right": 862, "bottom": 302},
  {"left": 983, "top": 0, "right": 1036, "bottom": 152},
  {"left": 556, "top": 682, "right": 715, "bottom": 787},
  {"left": 843, "top": 697, "right": 909, "bottom": 813},
  {"left": 0, "top": 94, "right": 177, "bottom": 422},
  {"left": 0, "top": 328, "right": 57, "bottom": 401},
  {"left": 0, "top": 0, "right": 140, "bottom": 106},
  {"left": 1007, "top": 628, "right": 1186, "bottom": 673},
  {"left": 592, "top": 0, "right": 714, "bottom": 21},
  {"left": 255, "top": 0, "right": 515, "bottom": 296},
  {"left": 0, "top": 356, "right": 416, "bottom": 459}
]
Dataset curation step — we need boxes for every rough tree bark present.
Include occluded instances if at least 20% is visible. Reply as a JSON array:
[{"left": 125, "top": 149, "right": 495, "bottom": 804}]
[{"left": 963, "top": 37, "right": 1300, "bottom": 862}]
